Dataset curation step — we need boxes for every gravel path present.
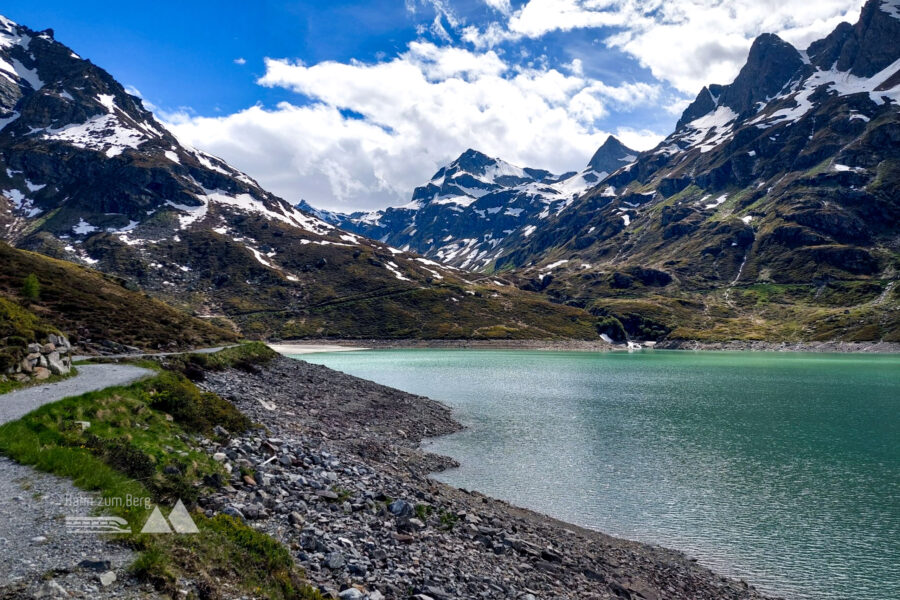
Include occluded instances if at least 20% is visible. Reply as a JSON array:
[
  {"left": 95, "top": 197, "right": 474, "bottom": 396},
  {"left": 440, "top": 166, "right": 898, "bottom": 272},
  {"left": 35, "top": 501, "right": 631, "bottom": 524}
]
[
  {"left": 71, "top": 345, "right": 234, "bottom": 362},
  {"left": 0, "top": 364, "right": 154, "bottom": 425},
  {"left": 0, "top": 364, "right": 160, "bottom": 598}
]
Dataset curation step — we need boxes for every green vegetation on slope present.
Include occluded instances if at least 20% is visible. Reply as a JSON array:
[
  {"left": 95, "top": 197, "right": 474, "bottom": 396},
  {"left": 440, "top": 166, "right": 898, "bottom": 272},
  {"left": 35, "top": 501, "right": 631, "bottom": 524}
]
[
  {"left": 0, "top": 346, "right": 321, "bottom": 599},
  {"left": 0, "top": 243, "right": 237, "bottom": 351}
]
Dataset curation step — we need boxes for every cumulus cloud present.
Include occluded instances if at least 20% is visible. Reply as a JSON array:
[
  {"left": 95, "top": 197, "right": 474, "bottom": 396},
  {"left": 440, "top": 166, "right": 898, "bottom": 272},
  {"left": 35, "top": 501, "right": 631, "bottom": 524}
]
[
  {"left": 465, "top": 0, "right": 866, "bottom": 93},
  {"left": 234, "top": 57, "right": 247, "bottom": 65},
  {"left": 168, "top": 42, "right": 662, "bottom": 212}
]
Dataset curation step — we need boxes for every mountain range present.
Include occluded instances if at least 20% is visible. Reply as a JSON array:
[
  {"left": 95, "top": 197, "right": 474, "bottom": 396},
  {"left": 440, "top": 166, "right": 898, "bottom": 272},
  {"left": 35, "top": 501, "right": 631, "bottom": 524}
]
[
  {"left": 0, "top": 14, "right": 601, "bottom": 341},
  {"left": 2, "top": 0, "right": 899, "bottom": 345},
  {"left": 309, "top": 0, "right": 900, "bottom": 343},
  {"left": 314, "top": 137, "right": 636, "bottom": 270}
]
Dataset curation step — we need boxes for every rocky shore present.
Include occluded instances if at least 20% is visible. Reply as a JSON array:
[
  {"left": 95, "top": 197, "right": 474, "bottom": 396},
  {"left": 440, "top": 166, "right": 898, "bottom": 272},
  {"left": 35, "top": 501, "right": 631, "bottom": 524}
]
[{"left": 194, "top": 355, "right": 775, "bottom": 600}]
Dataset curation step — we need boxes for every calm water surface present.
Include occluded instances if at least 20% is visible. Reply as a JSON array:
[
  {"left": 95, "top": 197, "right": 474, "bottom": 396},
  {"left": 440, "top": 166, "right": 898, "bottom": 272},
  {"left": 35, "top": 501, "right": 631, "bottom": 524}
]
[{"left": 295, "top": 349, "right": 900, "bottom": 600}]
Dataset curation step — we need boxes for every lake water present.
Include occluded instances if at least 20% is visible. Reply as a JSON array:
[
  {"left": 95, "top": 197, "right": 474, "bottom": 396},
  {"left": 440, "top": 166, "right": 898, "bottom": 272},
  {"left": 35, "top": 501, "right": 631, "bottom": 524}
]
[{"left": 294, "top": 349, "right": 900, "bottom": 600}]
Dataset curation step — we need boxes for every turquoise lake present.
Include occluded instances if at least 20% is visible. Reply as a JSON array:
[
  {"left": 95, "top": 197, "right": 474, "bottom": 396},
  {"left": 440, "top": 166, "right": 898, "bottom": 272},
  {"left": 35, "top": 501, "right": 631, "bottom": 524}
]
[{"left": 294, "top": 349, "right": 900, "bottom": 600}]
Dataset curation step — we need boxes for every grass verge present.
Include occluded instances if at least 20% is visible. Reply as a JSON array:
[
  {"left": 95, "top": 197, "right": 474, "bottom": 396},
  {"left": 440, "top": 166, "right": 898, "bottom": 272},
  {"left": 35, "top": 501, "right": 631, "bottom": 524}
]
[{"left": 0, "top": 345, "right": 320, "bottom": 599}]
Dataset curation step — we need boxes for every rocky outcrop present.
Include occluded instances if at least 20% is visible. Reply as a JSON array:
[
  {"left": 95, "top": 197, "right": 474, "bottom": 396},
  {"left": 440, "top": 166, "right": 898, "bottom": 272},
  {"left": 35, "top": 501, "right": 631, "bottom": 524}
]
[{"left": 2, "top": 333, "right": 72, "bottom": 383}]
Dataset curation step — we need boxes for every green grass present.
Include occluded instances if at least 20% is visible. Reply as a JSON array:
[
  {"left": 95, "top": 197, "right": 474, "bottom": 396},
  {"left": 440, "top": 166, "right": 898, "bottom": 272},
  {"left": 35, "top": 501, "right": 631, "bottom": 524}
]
[{"left": 0, "top": 362, "right": 320, "bottom": 599}]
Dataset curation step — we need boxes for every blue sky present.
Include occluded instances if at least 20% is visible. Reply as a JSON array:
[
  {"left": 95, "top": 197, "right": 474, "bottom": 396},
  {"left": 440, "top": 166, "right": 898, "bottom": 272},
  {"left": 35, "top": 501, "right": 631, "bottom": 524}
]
[{"left": 2, "top": 0, "right": 865, "bottom": 210}]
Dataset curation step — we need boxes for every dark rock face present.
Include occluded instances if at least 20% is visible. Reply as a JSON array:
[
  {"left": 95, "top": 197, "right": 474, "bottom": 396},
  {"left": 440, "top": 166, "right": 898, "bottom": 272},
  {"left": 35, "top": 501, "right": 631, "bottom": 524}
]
[
  {"left": 717, "top": 33, "right": 806, "bottom": 116},
  {"left": 588, "top": 136, "right": 637, "bottom": 173},
  {"left": 808, "top": 0, "right": 900, "bottom": 77}
]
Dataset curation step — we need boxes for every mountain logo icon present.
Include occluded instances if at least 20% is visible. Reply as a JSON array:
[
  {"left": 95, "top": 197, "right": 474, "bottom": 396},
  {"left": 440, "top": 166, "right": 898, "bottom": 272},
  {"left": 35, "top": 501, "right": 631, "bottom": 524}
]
[{"left": 140, "top": 499, "right": 199, "bottom": 534}]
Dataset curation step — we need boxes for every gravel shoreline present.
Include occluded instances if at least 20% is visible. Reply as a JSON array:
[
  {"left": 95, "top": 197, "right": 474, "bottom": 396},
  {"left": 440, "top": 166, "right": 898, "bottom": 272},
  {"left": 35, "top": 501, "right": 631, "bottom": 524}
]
[
  {"left": 195, "top": 356, "right": 776, "bottom": 600},
  {"left": 270, "top": 338, "right": 900, "bottom": 353}
]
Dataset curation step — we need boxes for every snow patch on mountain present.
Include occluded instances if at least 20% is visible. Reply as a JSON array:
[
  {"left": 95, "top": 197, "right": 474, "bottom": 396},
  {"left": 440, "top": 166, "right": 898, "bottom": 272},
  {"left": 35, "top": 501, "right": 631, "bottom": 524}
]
[
  {"left": 880, "top": 0, "right": 900, "bottom": 19},
  {"left": 41, "top": 114, "right": 148, "bottom": 156}
]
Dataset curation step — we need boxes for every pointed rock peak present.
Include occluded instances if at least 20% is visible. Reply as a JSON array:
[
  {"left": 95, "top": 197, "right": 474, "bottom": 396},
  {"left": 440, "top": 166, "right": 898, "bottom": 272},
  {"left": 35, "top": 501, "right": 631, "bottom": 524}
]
[
  {"left": 676, "top": 85, "right": 722, "bottom": 129},
  {"left": 588, "top": 136, "right": 638, "bottom": 173},
  {"left": 600, "top": 135, "right": 628, "bottom": 152},
  {"left": 717, "top": 33, "right": 804, "bottom": 115},
  {"left": 808, "top": 0, "right": 900, "bottom": 77},
  {"left": 452, "top": 148, "right": 497, "bottom": 173}
]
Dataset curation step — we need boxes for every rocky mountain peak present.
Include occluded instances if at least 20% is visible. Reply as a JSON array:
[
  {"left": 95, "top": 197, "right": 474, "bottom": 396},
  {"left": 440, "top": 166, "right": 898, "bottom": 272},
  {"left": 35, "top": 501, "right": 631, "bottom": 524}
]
[
  {"left": 716, "top": 33, "right": 805, "bottom": 116},
  {"left": 451, "top": 148, "right": 495, "bottom": 173},
  {"left": 587, "top": 136, "right": 637, "bottom": 174},
  {"left": 677, "top": 34, "right": 804, "bottom": 129},
  {"left": 808, "top": 0, "right": 900, "bottom": 78}
]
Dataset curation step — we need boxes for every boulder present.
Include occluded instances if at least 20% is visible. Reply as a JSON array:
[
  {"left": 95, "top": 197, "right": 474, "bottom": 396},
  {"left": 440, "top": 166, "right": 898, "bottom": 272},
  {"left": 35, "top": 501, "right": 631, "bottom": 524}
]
[
  {"left": 20, "top": 358, "right": 33, "bottom": 374},
  {"left": 325, "top": 551, "right": 345, "bottom": 569},
  {"left": 388, "top": 499, "right": 414, "bottom": 518},
  {"left": 47, "top": 352, "right": 69, "bottom": 375},
  {"left": 33, "top": 367, "right": 51, "bottom": 380}
]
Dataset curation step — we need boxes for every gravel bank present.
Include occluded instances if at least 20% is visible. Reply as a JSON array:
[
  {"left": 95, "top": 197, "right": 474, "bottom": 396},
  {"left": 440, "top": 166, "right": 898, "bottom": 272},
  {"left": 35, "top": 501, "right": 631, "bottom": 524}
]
[{"left": 196, "top": 356, "right": 775, "bottom": 600}]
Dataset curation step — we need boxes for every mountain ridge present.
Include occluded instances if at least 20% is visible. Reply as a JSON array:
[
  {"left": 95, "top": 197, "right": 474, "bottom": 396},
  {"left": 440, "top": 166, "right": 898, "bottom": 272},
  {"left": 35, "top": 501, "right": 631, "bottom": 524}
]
[
  {"left": 308, "top": 137, "right": 637, "bottom": 269},
  {"left": 484, "top": 0, "right": 900, "bottom": 342},
  {"left": 0, "top": 15, "right": 606, "bottom": 341}
]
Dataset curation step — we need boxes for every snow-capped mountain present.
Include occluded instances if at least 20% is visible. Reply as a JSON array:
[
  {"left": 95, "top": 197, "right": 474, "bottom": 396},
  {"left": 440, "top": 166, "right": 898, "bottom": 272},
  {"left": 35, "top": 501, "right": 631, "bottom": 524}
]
[
  {"left": 0, "top": 15, "right": 602, "bottom": 340},
  {"left": 314, "top": 140, "right": 636, "bottom": 270},
  {"left": 489, "top": 0, "right": 900, "bottom": 341}
]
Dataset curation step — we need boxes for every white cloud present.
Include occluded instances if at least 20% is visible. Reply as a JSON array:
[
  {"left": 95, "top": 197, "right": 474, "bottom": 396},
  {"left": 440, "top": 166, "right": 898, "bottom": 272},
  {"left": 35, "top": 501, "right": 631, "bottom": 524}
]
[
  {"left": 234, "top": 57, "right": 247, "bottom": 65},
  {"left": 483, "top": 0, "right": 513, "bottom": 14},
  {"left": 168, "top": 42, "right": 663, "bottom": 212},
  {"left": 464, "top": 0, "right": 866, "bottom": 93},
  {"left": 614, "top": 127, "right": 664, "bottom": 151}
]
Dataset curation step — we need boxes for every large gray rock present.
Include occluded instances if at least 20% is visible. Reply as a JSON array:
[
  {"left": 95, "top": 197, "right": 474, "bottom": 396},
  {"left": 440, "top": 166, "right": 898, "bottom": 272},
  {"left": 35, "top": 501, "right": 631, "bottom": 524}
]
[{"left": 47, "top": 352, "right": 69, "bottom": 376}]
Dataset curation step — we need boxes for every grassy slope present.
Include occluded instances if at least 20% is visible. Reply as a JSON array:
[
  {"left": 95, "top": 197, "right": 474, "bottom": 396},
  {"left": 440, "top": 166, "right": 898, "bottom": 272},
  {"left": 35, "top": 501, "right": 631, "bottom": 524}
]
[
  {"left": 0, "top": 243, "right": 237, "bottom": 350},
  {"left": 0, "top": 344, "right": 322, "bottom": 599},
  {"left": 581, "top": 281, "right": 900, "bottom": 343},
  {"left": 521, "top": 173, "right": 899, "bottom": 343},
  {"left": 80, "top": 228, "right": 605, "bottom": 341}
]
